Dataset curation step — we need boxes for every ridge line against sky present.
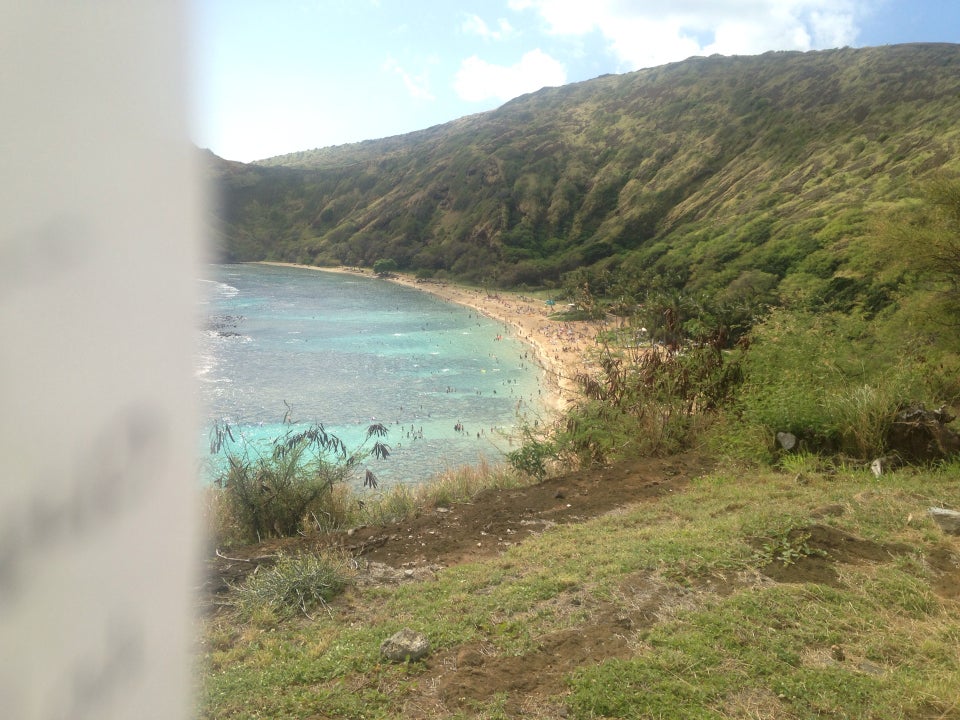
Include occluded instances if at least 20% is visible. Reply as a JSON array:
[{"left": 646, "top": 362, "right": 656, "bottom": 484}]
[{"left": 191, "top": 1, "right": 960, "bottom": 163}]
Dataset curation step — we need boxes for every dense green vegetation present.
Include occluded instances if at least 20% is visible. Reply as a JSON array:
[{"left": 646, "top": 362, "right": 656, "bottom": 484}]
[
  {"left": 510, "top": 173, "right": 960, "bottom": 472},
  {"left": 203, "top": 41, "right": 960, "bottom": 551},
  {"left": 208, "top": 43, "right": 960, "bottom": 307}
]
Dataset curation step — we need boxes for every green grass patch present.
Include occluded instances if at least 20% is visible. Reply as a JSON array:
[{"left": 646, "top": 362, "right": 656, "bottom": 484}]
[
  {"left": 199, "top": 463, "right": 960, "bottom": 719},
  {"left": 568, "top": 578, "right": 956, "bottom": 718}
]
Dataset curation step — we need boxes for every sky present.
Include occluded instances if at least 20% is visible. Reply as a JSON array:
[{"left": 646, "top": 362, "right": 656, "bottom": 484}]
[{"left": 190, "top": 0, "right": 960, "bottom": 163}]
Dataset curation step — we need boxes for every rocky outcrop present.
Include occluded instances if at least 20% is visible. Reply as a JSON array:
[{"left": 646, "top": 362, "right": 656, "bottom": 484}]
[{"left": 886, "top": 404, "right": 960, "bottom": 462}]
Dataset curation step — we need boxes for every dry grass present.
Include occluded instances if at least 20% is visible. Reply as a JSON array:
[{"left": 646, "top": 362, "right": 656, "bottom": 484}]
[
  {"left": 359, "top": 458, "right": 536, "bottom": 526},
  {"left": 204, "top": 459, "right": 537, "bottom": 548}
]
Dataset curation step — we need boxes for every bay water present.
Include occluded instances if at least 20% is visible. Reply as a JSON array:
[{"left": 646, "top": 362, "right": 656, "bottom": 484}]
[{"left": 197, "top": 264, "right": 545, "bottom": 487}]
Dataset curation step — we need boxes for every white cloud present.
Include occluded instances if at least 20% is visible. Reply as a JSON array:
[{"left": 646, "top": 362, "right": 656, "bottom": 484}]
[
  {"left": 462, "top": 14, "right": 516, "bottom": 41},
  {"left": 507, "top": 0, "right": 600, "bottom": 36},
  {"left": 383, "top": 57, "right": 435, "bottom": 100},
  {"left": 462, "top": 14, "right": 490, "bottom": 37},
  {"left": 809, "top": 8, "right": 858, "bottom": 47},
  {"left": 508, "top": 0, "right": 867, "bottom": 70},
  {"left": 454, "top": 49, "right": 567, "bottom": 102}
]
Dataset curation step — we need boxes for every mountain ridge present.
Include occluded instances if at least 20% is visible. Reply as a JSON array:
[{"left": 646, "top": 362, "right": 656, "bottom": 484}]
[{"left": 207, "top": 43, "right": 960, "bottom": 299}]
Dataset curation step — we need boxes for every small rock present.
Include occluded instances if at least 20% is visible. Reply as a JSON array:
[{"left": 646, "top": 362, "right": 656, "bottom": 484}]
[
  {"left": 380, "top": 628, "right": 431, "bottom": 662},
  {"left": 870, "top": 454, "right": 902, "bottom": 477},
  {"left": 929, "top": 507, "right": 960, "bottom": 536},
  {"left": 776, "top": 431, "right": 797, "bottom": 451}
]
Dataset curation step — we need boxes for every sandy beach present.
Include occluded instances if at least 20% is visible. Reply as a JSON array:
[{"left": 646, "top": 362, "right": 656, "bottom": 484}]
[{"left": 257, "top": 263, "right": 606, "bottom": 418}]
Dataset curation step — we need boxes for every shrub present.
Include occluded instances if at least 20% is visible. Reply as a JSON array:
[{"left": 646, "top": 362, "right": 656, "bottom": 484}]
[
  {"left": 732, "top": 308, "right": 932, "bottom": 458},
  {"left": 231, "top": 551, "right": 354, "bottom": 620},
  {"left": 506, "top": 423, "right": 560, "bottom": 480},
  {"left": 211, "top": 422, "right": 389, "bottom": 544},
  {"left": 219, "top": 446, "right": 344, "bottom": 541},
  {"left": 373, "top": 257, "right": 399, "bottom": 276},
  {"left": 542, "top": 327, "right": 744, "bottom": 467}
]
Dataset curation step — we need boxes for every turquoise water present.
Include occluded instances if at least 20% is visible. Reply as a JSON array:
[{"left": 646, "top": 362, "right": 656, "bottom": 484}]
[{"left": 197, "top": 264, "right": 545, "bottom": 487}]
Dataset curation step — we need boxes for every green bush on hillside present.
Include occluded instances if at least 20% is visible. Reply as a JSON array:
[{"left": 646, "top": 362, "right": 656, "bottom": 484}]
[
  {"left": 731, "top": 308, "right": 936, "bottom": 459},
  {"left": 211, "top": 421, "right": 389, "bottom": 544},
  {"left": 538, "top": 318, "right": 745, "bottom": 467}
]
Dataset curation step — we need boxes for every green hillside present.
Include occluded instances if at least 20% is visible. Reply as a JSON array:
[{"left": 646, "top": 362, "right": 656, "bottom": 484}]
[{"left": 208, "top": 43, "right": 960, "bottom": 303}]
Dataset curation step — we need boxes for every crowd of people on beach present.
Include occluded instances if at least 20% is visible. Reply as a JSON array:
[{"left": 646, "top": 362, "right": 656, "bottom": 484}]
[{"left": 329, "top": 263, "right": 605, "bottom": 414}]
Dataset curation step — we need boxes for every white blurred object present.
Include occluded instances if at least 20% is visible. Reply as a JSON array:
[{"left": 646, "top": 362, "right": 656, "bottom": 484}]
[{"left": 0, "top": 2, "right": 201, "bottom": 718}]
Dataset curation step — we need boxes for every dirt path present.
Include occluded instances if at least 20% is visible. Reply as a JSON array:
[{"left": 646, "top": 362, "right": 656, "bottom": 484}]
[{"left": 202, "top": 452, "right": 711, "bottom": 606}]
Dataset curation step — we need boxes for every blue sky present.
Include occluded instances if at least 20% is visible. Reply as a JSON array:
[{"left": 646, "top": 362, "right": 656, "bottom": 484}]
[{"left": 190, "top": 1, "right": 960, "bottom": 162}]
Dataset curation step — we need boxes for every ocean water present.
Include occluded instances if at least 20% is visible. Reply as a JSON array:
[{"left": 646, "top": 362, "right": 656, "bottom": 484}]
[{"left": 197, "top": 264, "right": 545, "bottom": 487}]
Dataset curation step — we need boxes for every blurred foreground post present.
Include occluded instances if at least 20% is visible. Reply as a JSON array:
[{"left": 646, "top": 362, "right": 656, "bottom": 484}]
[{"left": 0, "top": 3, "right": 201, "bottom": 718}]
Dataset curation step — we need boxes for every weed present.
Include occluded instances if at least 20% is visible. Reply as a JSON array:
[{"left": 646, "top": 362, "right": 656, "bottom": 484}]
[
  {"left": 753, "top": 528, "right": 827, "bottom": 567},
  {"left": 209, "top": 420, "right": 389, "bottom": 543},
  {"left": 230, "top": 551, "right": 354, "bottom": 620},
  {"left": 826, "top": 375, "right": 914, "bottom": 458},
  {"left": 464, "top": 693, "right": 512, "bottom": 720},
  {"left": 777, "top": 451, "right": 825, "bottom": 476},
  {"left": 358, "top": 459, "right": 533, "bottom": 527},
  {"left": 360, "top": 482, "right": 418, "bottom": 526}
]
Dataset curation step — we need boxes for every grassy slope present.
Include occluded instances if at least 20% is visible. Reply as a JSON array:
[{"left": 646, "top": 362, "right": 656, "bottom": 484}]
[
  {"left": 209, "top": 44, "right": 960, "bottom": 298},
  {"left": 199, "top": 460, "right": 960, "bottom": 719}
]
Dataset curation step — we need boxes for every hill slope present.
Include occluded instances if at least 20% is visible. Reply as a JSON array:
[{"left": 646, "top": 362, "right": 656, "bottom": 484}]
[{"left": 208, "top": 43, "right": 960, "bottom": 299}]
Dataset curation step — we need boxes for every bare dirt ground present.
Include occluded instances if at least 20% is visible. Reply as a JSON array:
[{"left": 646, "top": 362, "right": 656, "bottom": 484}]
[{"left": 200, "top": 451, "right": 960, "bottom": 717}]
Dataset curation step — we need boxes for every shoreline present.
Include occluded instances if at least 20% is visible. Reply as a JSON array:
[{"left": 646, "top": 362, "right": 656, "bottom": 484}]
[{"left": 255, "top": 262, "right": 605, "bottom": 421}]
